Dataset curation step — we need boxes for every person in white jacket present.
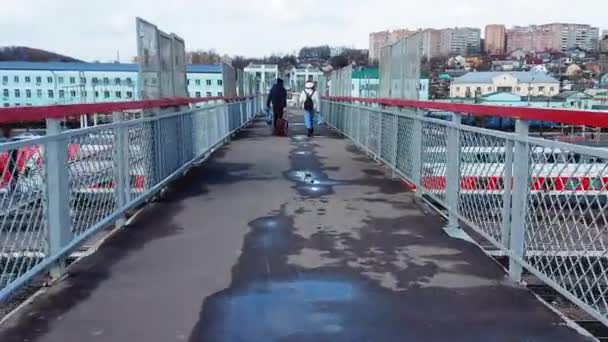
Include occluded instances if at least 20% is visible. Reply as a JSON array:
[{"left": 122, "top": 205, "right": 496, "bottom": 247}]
[{"left": 299, "top": 80, "right": 320, "bottom": 137}]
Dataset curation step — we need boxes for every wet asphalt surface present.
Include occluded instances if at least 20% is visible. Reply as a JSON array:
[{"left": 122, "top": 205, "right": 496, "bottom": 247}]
[{"left": 0, "top": 111, "right": 593, "bottom": 341}]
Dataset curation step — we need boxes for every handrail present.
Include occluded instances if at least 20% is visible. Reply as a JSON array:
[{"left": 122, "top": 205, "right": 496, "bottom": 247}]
[
  {"left": 0, "top": 95, "right": 255, "bottom": 123},
  {"left": 323, "top": 96, "right": 608, "bottom": 128}
]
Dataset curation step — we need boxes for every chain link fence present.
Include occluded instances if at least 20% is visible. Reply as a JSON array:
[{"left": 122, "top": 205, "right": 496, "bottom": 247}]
[
  {"left": 0, "top": 96, "right": 261, "bottom": 304},
  {"left": 322, "top": 98, "right": 608, "bottom": 326}
]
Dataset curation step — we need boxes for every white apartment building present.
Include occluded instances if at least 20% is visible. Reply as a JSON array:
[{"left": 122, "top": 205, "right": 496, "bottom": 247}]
[
  {"left": 243, "top": 64, "right": 279, "bottom": 93},
  {"left": 421, "top": 29, "right": 442, "bottom": 59},
  {"left": 450, "top": 71, "right": 559, "bottom": 98},
  {"left": 440, "top": 28, "right": 482, "bottom": 56},
  {"left": 0, "top": 61, "right": 225, "bottom": 107}
]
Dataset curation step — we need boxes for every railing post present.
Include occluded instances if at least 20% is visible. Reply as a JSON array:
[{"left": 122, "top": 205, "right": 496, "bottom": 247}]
[
  {"left": 45, "top": 118, "right": 72, "bottom": 279},
  {"left": 377, "top": 106, "right": 383, "bottom": 161},
  {"left": 392, "top": 109, "right": 399, "bottom": 178},
  {"left": 240, "top": 100, "right": 245, "bottom": 126},
  {"left": 411, "top": 109, "right": 423, "bottom": 196},
  {"left": 509, "top": 119, "right": 530, "bottom": 282},
  {"left": 112, "top": 112, "right": 129, "bottom": 227},
  {"left": 445, "top": 113, "right": 461, "bottom": 232},
  {"left": 501, "top": 139, "right": 514, "bottom": 247}
]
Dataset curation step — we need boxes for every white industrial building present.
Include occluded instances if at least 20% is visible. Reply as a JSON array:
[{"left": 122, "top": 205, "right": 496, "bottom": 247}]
[
  {"left": 0, "top": 61, "right": 224, "bottom": 107},
  {"left": 450, "top": 71, "right": 559, "bottom": 98}
]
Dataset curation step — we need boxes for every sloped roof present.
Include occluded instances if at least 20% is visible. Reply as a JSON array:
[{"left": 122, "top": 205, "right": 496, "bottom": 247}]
[
  {"left": 352, "top": 67, "right": 379, "bottom": 79},
  {"left": 552, "top": 91, "right": 592, "bottom": 100},
  {"left": 0, "top": 61, "right": 222, "bottom": 73}
]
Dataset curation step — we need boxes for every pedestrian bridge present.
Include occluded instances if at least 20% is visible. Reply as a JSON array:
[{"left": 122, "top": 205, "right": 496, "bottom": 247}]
[{"left": 0, "top": 96, "right": 605, "bottom": 341}]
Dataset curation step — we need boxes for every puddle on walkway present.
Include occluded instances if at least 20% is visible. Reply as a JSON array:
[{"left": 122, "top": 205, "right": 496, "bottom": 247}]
[
  {"left": 285, "top": 170, "right": 342, "bottom": 197},
  {"left": 188, "top": 122, "right": 587, "bottom": 342}
]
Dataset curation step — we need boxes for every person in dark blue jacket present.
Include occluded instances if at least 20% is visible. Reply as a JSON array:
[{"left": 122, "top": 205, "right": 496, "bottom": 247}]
[{"left": 266, "top": 78, "right": 287, "bottom": 130}]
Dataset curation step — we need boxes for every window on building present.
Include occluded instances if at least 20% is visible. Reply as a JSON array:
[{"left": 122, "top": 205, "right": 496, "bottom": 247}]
[
  {"left": 59, "top": 90, "right": 65, "bottom": 98},
  {"left": 47, "top": 76, "right": 53, "bottom": 83},
  {"left": 14, "top": 103, "right": 20, "bottom": 107},
  {"left": 195, "top": 91, "right": 201, "bottom": 97},
  {"left": 58, "top": 77, "right": 64, "bottom": 84},
  {"left": 3, "top": 103, "right": 8, "bottom": 107},
  {"left": 2, "top": 76, "right": 7, "bottom": 83},
  {"left": 36, "top": 76, "right": 42, "bottom": 84},
  {"left": 36, "top": 89, "right": 42, "bottom": 98},
  {"left": 25, "top": 89, "right": 31, "bottom": 98},
  {"left": 83, "top": 91, "right": 87, "bottom": 97},
  {"left": 550, "top": 87, "right": 555, "bottom": 92},
  {"left": 126, "top": 91, "right": 133, "bottom": 99},
  {"left": 2, "top": 89, "right": 8, "bottom": 97},
  {"left": 528, "top": 86, "right": 533, "bottom": 91},
  {"left": 81, "top": 77, "right": 86, "bottom": 84},
  {"left": 206, "top": 80, "right": 212, "bottom": 86},
  {"left": 476, "top": 86, "right": 482, "bottom": 93},
  {"left": 217, "top": 80, "right": 223, "bottom": 86},
  {"left": 455, "top": 87, "right": 460, "bottom": 92},
  {"left": 195, "top": 79, "right": 201, "bottom": 86},
  {"left": 206, "top": 91, "right": 212, "bottom": 97},
  {"left": 187, "top": 79, "right": 190, "bottom": 85},
  {"left": 217, "top": 92, "right": 223, "bottom": 97},
  {"left": 14, "top": 89, "right": 20, "bottom": 98},
  {"left": 104, "top": 91, "right": 110, "bottom": 99},
  {"left": 126, "top": 78, "right": 132, "bottom": 86},
  {"left": 95, "top": 91, "right": 99, "bottom": 98},
  {"left": 70, "top": 90, "right": 76, "bottom": 97},
  {"left": 25, "top": 76, "right": 31, "bottom": 83},
  {"left": 114, "top": 78, "right": 121, "bottom": 85},
  {"left": 115, "top": 91, "right": 122, "bottom": 98},
  {"left": 92, "top": 77, "right": 99, "bottom": 84},
  {"left": 487, "top": 87, "right": 492, "bottom": 92},
  {"left": 69, "top": 77, "right": 76, "bottom": 84},
  {"left": 516, "top": 87, "right": 521, "bottom": 92},
  {"left": 14, "top": 76, "right": 19, "bottom": 83},
  {"left": 48, "top": 90, "right": 54, "bottom": 98},
  {"left": 103, "top": 77, "right": 109, "bottom": 85}
]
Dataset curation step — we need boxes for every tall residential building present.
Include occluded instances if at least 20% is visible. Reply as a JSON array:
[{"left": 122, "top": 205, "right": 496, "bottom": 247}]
[
  {"left": 507, "top": 26, "right": 556, "bottom": 52},
  {"left": 484, "top": 25, "right": 506, "bottom": 55},
  {"left": 507, "top": 23, "right": 599, "bottom": 53},
  {"left": 369, "top": 31, "right": 390, "bottom": 62},
  {"left": 369, "top": 29, "right": 418, "bottom": 62},
  {"left": 550, "top": 23, "right": 600, "bottom": 51},
  {"left": 439, "top": 27, "right": 481, "bottom": 56},
  {"left": 421, "top": 29, "right": 442, "bottom": 59}
]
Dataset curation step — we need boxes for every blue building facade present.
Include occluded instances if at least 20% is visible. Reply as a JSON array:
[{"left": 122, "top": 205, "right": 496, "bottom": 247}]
[{"left": 0, "top": 62, "right": 224, "bottom": 107}]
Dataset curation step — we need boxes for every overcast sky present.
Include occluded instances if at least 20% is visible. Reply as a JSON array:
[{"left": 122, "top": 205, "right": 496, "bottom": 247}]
[{"left": 1, "top": 0, "right": 607, "bottom": 62}]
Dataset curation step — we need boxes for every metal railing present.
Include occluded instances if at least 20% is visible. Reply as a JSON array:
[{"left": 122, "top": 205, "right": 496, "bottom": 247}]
[
  {"left": 0, "top": 95, "right": 262, "bottom": 303},
  {"left": 322, "top": 96, "right": 608, "bottom": 325}
]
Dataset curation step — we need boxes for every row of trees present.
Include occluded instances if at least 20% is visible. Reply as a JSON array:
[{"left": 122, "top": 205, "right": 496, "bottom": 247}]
[
  {"left": 0, "top": 46, "right": 82, "bottom": 62},
  {"left": 184, "top": 46, "right": 370, "bottom": 72}
]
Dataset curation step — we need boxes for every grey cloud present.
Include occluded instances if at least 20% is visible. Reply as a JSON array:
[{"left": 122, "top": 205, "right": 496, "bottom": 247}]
[{"left": 0, "top": 0, "right": 606, "bottom": 61}]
